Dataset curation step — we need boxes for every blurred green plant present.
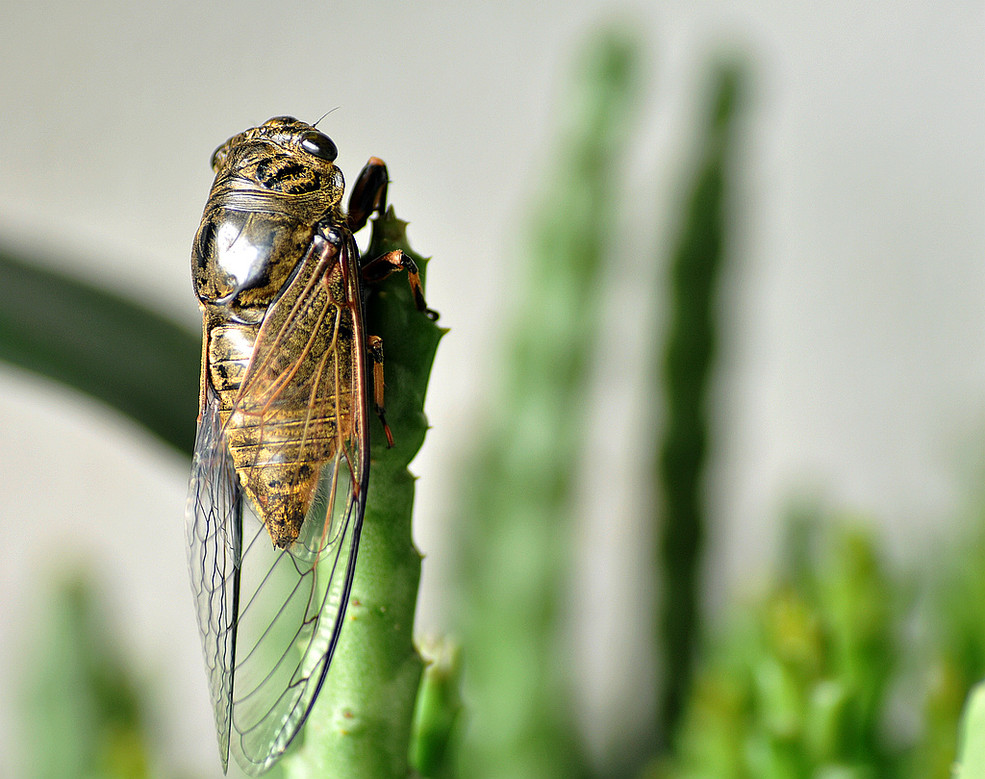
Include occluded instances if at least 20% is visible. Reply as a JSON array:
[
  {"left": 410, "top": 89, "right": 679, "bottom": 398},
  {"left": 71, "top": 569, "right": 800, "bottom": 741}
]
[
  {"left": 24, "top": 575, "right": 152, "bottom": 779},
  {"left": 907, "top": 495, "right": 985, "bottom": 778},
  {"left": 650, "top": 517, "right": 900, "bottom": 778},
  {"left": 956, "top": 683, "right": 985, "bottom": 778},
  {"left": 0, "top": 248, "right": 200, "bottom": 455},
  {"left": 657, "top": 61, "right": 744, "bottom": 743},
  {"left": 410, "top": 638, "right": 463, "bottom": 778},
  {"left": 648, "top": 510, "right": 985, "bottom": 779},
  {"left": 450, "top": 29, "right": 640, "bottom": 779}
]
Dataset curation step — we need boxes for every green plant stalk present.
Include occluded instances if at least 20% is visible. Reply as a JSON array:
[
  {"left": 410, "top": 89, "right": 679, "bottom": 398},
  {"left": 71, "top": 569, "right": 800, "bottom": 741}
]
[
  {"left": 0, "top": 248, "right": 200, "bottom": 455},
  {"left": 410, "top": 638, "right": 463, "bottom": 778},
  {"left": 657, "top": 63, "right": 743, "bottom": 742},
  {"left": 282, "top": 208, "right": 444, "bottom": 778},
  {"left": 454, "top": 31, "right": 639, "bottom": 779}
]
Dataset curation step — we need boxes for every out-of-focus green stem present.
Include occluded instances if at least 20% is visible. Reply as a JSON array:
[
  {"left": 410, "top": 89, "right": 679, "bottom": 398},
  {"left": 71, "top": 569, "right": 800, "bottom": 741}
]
[
  {"left": 657, "top": 63, "right": 744, "bottom": 742},
  {"left": 281, "top": 209, "right": 443, "bottom": 778},
  {"left": 410, "top": 638, "right": 463, "bottom": 778},
  {"left": 454, "top": 30, "right": 639, "bottom": 779}
]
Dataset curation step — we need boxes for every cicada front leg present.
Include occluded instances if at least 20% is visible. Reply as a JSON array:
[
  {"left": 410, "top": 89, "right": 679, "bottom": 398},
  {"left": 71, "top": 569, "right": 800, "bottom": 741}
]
[
  {"left": 347, "top": 156, "right": 389, "bottom": 233},
  {"left": 348, "top": 156, "right": 430, "bottom": 313},
  {"left": 347, "top": 156, "right": 434, "bottom": 447}
]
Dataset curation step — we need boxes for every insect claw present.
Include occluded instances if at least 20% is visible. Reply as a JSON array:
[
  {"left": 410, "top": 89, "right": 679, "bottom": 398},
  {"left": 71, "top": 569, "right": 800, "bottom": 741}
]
[{"left": 377, "top": 409, "right": 395, "bottom": 448}]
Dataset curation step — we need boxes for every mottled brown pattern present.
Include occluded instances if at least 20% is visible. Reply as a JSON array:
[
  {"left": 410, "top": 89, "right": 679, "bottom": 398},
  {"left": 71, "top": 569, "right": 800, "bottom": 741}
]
[{"left": 192, "top": 117, "right": 363, "bottom": 549}]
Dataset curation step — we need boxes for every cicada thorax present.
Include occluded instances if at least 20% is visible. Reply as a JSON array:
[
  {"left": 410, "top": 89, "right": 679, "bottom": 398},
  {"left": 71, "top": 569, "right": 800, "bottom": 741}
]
[{"left": 192, "top": 118, "right": 360, "bottom": 550}]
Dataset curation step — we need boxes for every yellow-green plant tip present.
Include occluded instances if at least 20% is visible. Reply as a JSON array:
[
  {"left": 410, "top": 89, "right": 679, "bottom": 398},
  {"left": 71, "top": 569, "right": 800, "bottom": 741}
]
[
  {"left": 955, "top": 682, "right": 985, "bottom": 778},
  {"left": 410, "top": 638, "right": 463, "bottom": 777}
]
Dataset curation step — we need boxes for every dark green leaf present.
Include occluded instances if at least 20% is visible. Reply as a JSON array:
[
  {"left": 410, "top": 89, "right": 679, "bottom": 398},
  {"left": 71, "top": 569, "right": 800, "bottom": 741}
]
[{"left": 0, "top": 248, "right": 200, "bottom": 454}]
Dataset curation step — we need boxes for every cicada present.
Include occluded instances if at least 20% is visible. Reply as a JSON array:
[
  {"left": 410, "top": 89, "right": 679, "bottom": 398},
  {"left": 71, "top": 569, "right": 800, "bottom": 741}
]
[{"left": 185, "top": 116, "right": 427, "bottom": 775}]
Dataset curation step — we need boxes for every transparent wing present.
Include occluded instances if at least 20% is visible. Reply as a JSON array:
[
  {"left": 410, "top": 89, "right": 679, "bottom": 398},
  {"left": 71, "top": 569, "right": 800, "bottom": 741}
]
[
  {"left": 185, "top": 384, "right": 239, "bottom": 772},
  {"left": 228, "top": 443, "right": 364, "bottom": 775},
  {"left": 186, "top": 231, "right": 369, "bottom": 776}
]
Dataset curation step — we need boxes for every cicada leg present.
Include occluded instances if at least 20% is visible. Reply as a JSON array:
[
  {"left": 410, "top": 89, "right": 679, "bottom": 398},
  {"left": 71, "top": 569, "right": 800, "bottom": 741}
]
[
  {"left": 361, "top": 250, "right": 429, "bottom": 314},
  {"left": 347, "top": 157, "right": 389, "bottom": 233},
  {"left": 366, "top": 334, "right": 394, "bottom": 447},
  {"left": 349, "top": 154, "right": 436, "bottom": 449},
  {"left": 348, "top": 156, "right": 435, "bottom": 317}
]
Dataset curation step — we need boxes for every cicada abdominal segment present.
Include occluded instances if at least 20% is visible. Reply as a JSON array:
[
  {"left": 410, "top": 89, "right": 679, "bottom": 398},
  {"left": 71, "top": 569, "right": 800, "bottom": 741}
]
[{"left": 184, "top": 116, "right": 428, "bottom": 775}]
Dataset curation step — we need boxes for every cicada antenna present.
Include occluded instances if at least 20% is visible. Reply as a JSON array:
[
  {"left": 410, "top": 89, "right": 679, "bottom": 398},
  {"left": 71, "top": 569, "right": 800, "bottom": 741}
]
[{"left": 313, "top": 107, "right": 340, "bottom": 127}]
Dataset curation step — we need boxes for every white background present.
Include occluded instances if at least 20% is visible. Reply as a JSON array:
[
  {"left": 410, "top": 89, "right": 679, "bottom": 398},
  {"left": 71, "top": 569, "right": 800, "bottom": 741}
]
[{"left": 1, "top": 1, "right": 983, "bottom": 775}]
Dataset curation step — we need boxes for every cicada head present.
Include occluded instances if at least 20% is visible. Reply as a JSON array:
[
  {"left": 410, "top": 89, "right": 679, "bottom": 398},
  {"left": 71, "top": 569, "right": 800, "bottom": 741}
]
[
  {"left": 193, "top": 117, "right": 348, "bottom": 315},
  {"left": 209, "top": 116, "right": 344, "bottom": 198}
]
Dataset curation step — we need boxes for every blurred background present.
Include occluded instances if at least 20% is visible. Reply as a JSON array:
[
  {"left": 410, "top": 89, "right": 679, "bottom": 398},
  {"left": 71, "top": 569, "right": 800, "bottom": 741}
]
[{"left": 1, "top": 1, "right": 983, "bottom": 777}]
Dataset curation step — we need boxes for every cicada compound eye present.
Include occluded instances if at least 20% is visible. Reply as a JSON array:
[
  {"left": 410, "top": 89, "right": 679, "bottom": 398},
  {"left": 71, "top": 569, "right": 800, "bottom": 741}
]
[{"left": 300, "top": 130, "right": 338, "bottom": 163}]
